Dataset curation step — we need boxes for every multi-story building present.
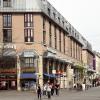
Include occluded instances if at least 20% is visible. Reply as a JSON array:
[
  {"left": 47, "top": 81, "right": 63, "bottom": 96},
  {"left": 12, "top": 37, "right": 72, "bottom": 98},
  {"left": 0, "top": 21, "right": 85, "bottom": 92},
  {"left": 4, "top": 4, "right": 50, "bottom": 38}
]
[
  {"left": 94, "top": 52, "right": 100, "bottom": 78},
  {"left": 82, "top": 38, "right": 95, "bottom": 85},
  {"left": 0, "top": 0, "right": 91, "bottom": 90}
]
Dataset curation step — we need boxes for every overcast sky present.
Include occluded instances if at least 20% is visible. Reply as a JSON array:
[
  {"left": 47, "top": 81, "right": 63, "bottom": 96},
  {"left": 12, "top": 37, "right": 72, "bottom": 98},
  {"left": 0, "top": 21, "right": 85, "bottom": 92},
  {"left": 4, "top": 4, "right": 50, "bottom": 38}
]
[{"left": 48, "top": 0, "right": 100, "bottom": 52}]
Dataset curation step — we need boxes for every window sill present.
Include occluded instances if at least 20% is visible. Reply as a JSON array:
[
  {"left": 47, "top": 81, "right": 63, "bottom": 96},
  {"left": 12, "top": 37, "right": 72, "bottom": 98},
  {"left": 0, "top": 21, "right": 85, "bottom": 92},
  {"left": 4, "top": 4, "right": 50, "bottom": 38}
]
[{"left": 25, "top": 42, "right": 34, "bottom": 45}]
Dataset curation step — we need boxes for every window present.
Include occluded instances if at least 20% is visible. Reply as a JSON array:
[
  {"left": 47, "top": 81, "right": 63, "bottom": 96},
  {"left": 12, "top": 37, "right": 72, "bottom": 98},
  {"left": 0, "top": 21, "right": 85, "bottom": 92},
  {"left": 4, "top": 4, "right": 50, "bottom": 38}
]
[
  {"left": 23, "top": 58, "right": 34, "bottom": 67},
  {"left": 24, "top": 14, "right": 33, "bottom": 27},
  {"left": 24, "top": 29, "right": 33, "bottom": 42},
  {"left": 48, "top": 8, "right": 50, "bottom": 16},
  {"left": 3, "top": 0, "right": 11, "bottom": 7},
  {"left": 3, "top": 14, "right": 12, "bottom": 28},
  {"left": 59, "top": 29, "right": 61, "bottom": 51},
  {"left": 53, "top": 12, "right": 56, "bottom": 19},
  {"left": 24, "top": 13, "right": 34, "bottom": 43},
  {"left": 63, "top": 33, "right": 65, "bottom": 53},
  {"left": 43, "top": 31, "right": 46, "bottom": 44},
  {"left": 58, "top": 17, "right": 60, "bottom": 23},
  {"left": 62, "top": 21, "right": 64, "bottom": 27},
  {"left": 49, "top": 21, "right": 52, "bottom": 47},
  {"left": 0, "top": 0, "right": 1, "bottom": 6},
  {"left": 54, "top": 25, "right": 57, "bottom": 49},
  {"left": 3, "top": 29, "right": 12, "bottom": 42},
  {"left": 43, "top": 17, "right": 46, "bottom": 44}
]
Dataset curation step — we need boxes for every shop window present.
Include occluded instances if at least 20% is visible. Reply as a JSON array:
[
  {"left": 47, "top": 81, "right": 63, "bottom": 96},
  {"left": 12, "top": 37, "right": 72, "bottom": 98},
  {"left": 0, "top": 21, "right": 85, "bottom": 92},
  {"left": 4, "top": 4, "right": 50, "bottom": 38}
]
[{"left": 22, "top": 57, "right": 34, "bottom": 68}]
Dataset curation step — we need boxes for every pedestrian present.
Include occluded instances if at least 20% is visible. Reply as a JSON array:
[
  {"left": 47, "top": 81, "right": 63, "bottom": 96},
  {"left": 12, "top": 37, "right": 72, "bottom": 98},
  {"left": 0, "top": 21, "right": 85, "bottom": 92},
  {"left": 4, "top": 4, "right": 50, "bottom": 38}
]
[
  {"left": 43, "top": 84, "right": 47, "bottom": 96},
  {"left": 37, "top": 85, "right": 42, "bottom": 100},
  {"left": 47, "top": 84, "right": 51, "bottom": 99},
  {"left": 55, "top": 83, "right": 60, "bottom": 95},
  {"left": 51, "top": 83, "right": 55, "bottom": 96}
]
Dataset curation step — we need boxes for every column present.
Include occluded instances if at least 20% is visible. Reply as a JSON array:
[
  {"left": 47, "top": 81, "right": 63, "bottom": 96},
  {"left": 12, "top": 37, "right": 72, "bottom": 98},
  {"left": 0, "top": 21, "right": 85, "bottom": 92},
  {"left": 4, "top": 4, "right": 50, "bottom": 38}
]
[
  {"left": 47, "top": 60, "right": 50, "bottom": 74},
  {"left": 52, "top": 60, "right": 56, "bottom": 74},
  {"left": 38, "top": 56, "right": 43, "bottom": 87},
  {"left": 64, "top": 64, "right": 67, "bottom": 88},
  {"left": 60, "top": 63, "right": 65, "bottom": 88},
  {"left": 57, "top": 62, "right": 61, "bottom": 85},
  {"left": 67, "top": 64, "right": 74, "bottom": 89},
  {"left": 17, "top": 55, "right": 21, "bottom": 91}
]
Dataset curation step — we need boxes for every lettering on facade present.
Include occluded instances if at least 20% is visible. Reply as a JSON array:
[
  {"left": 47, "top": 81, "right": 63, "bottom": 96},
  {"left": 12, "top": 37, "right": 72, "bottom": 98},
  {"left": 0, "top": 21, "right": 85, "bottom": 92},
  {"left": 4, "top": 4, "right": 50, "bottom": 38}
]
[
  {"left": 3, "top": 44, "right": 16, "bottom": 49},
  {"left": 21, "top": 67, "right": 36, "bottom": 73}
]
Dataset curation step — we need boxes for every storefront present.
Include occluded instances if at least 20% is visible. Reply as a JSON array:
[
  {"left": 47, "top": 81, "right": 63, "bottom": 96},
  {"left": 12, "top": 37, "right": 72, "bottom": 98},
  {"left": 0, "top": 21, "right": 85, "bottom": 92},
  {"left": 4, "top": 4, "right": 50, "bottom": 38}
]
[
  {"left": 19, "top": 50, "right": 38, "bottom": 90},
  {"left": 0, "top": 57, "right": 17, "bottom": 90},
  {"left": 43, "top": 51, "right": 71, "bottom": 88}
]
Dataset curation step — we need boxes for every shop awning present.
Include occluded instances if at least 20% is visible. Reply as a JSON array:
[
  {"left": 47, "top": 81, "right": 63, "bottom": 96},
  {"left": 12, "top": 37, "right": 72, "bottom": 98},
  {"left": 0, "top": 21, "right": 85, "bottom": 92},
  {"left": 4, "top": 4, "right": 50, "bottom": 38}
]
[
  {"left": 3, "top": 48, "right": 16, "bottom": 57},
  {"left": 43, "top": 73, "right": 57, "bottom": 78},
  {"left": 43, "top": 51, "right": 72, "bottom": 64},
  {"left": 20, "top": 73, "right": 37, "bottom": 79},
  {"left": 19, "top": 50, "right": 38, "bottom": 57}
]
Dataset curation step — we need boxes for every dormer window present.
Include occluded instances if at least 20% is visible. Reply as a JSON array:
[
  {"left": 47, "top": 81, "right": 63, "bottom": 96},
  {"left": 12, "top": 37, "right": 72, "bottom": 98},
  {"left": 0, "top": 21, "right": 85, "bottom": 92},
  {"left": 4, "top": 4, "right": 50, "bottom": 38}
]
[
  {"left": 53, "top": 12, "right": 56, "bottom": 19},
  {"left": 0, "top": 0, "right": 1, "bottom": 6},
  {"left": 48, "top": 8, "right": 50, "bottom": 16},
  {"left": 62, "top": 21, "right": 64, "bottom": 27},
  {"left": 3, "top": 0, "right": 11, "bottom": 7},
  {"left": 58, "top": 17, "right": 60, "bottom": 23}
]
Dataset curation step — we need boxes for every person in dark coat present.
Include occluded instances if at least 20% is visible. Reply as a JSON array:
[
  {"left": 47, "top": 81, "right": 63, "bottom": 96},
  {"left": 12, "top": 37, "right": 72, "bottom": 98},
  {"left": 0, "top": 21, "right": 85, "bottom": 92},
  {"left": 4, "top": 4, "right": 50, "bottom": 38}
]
[{"left": 37, "top": 85, "right": 42, "bottom": 100}]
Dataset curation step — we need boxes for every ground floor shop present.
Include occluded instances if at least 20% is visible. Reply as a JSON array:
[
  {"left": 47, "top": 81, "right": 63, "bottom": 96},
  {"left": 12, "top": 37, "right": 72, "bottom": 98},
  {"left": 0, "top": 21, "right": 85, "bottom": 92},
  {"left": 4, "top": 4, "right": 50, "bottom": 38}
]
[{"left": 0, "top": 48, "right": 85, "bottom": 90}]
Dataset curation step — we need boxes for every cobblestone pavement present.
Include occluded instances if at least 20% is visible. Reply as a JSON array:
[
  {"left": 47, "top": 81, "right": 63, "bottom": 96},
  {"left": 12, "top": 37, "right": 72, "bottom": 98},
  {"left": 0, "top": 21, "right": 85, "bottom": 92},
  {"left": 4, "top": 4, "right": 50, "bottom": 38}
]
[{"left": 0, "top": 87, "right": 100, "bottom": 100}]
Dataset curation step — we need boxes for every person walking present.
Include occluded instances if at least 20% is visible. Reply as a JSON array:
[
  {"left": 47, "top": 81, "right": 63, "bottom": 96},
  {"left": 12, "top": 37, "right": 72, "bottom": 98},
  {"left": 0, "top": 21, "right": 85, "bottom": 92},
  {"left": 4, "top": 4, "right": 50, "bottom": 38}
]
[
  {"left": 55, "top": 83, "right": 60, "bottom": 96},
  {"left": 51, "top": 83, "right": 55, "bottom": 96},
  {"left": 47, "top": 84, "right": 51, "bottom": 99},
  {"left": 37, "top": 85, "right": 42, "bottom": 100},
  {"left": 43, "top": 84, "right": 47, "bottom": 96}
]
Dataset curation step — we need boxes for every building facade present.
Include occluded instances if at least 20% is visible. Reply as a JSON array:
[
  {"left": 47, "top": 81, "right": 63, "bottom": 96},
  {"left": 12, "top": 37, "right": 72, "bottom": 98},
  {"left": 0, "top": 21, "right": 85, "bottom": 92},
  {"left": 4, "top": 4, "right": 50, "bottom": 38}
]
[{"left": 0, "top": 0, "right": 94, "bottom": 90}]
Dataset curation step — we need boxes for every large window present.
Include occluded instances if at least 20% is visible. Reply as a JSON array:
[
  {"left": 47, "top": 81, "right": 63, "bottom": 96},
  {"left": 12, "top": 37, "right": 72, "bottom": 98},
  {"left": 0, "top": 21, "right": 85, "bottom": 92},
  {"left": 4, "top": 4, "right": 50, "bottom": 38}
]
[
  {"left": 24, "top": 14, "right": 33, "bottom": 27},
  {"left": 63, "top": 33, "right": 65, "bottom": 53},
  {"left": 3, "top": 29, "right": 12, "bottom": 42},
  {"left": 49, "top": 21, "right": 52, "bottom": 47},
  {"left": 24, "top": 14, "right": 34, "bottom": 43},
  {"left": 59, "top": 29, "right": 61, "bottom": 51},
  {"left": 24, "top": 29, "right": 33, "bottom": 42},
  {"left": 3, "top": 14, "right": 12, "bottom": 28},
  {"left": 43, "top": 17, "right": 46, "bottom": 44},
  {"left": 3, "top": 14, "right": 12, "bottom": 43},
  {"left": 3, "top": 0, "right": 12, "bottom": 7},
  {"left": 54, "top": 25, "right": 57, "bottom": 49}
]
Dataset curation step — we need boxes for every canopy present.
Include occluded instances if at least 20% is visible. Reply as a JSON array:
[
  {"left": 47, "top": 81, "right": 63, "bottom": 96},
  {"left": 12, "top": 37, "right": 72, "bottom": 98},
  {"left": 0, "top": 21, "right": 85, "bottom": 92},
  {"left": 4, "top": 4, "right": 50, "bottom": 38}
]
[{"left": 20, "top": 73, "right": 37, "bottom": 79}]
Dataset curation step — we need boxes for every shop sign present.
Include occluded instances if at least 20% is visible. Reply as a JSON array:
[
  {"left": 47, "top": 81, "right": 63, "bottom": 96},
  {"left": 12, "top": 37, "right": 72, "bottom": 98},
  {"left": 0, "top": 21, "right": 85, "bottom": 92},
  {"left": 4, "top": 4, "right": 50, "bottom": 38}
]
[
  {"left": 0, "top": 69, "right": 17, "bottom": 73},
  {"left": 21, "top": 67, "right": 35, "bottom": 73}
]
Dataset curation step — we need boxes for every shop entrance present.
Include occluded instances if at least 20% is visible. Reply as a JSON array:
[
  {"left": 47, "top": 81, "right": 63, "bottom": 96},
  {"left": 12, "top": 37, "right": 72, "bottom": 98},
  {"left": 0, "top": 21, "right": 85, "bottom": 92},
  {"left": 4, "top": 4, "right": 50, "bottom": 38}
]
[{"left": 0, "top": 57, "right": 17, "bottom": 90}]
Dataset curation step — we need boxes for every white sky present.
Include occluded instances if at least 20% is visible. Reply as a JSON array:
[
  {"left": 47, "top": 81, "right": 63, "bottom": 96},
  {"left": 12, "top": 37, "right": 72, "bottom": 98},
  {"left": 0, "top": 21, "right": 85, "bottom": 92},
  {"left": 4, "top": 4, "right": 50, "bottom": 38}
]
[{"left": 48, "top": 0, "right": 100, "bottom": 52}]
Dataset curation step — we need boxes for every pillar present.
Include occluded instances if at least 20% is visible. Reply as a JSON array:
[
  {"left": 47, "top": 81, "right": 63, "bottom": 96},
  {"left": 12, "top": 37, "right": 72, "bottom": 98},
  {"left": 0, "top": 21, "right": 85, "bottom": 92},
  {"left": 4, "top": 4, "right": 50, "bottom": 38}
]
[
  {"left": 60, "top": 63, "right": 65, "bottom": 88},
  {"left": 17, "top": 55, "right": 21, "bottom": 91},
  {"left": 38, "top": 55, "right": 43, "bottom": 87}
]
